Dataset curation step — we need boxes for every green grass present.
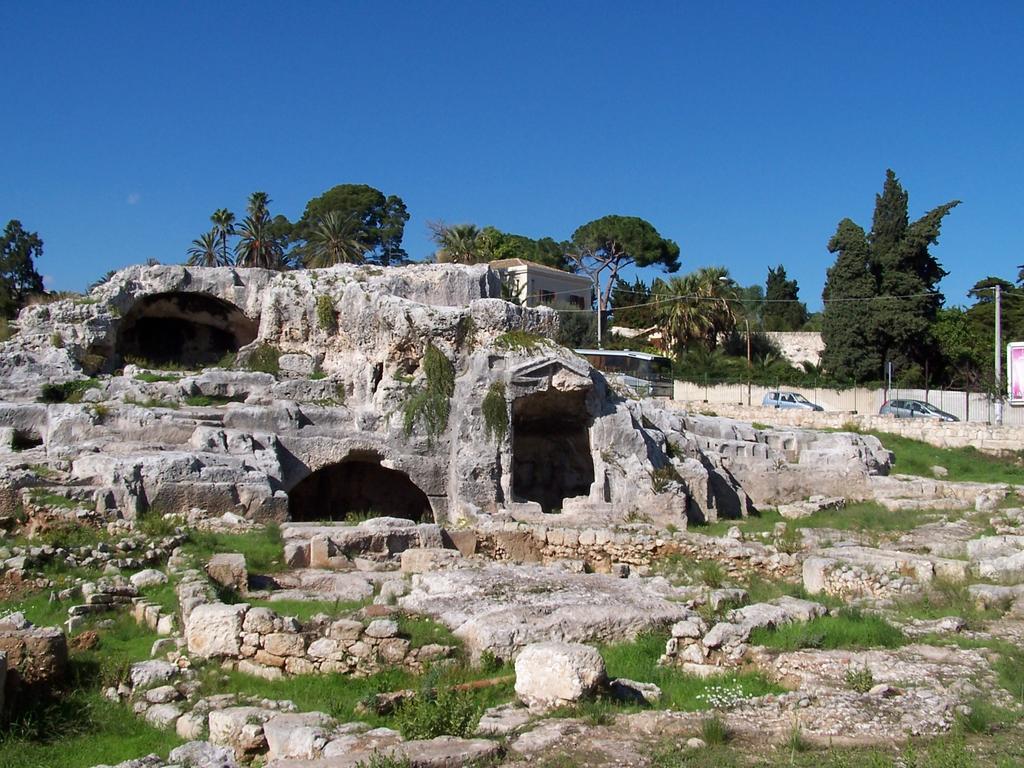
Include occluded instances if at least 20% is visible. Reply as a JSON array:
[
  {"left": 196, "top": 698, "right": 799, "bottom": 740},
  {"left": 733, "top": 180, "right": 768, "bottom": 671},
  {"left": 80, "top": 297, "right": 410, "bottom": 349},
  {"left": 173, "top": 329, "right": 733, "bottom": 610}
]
[
  {"left": 38, "top": 379, "right": 100, "bottom": 404},
  {"left": 183, "top": 394, "right": 246, "bottom": 407},
  {"left": 694, "top": 502, "right": 943, "bottom": 539},
  {"left": 494, "top": 330, "right": 548, "bottom": 351},
  {"left": 891, "top": 579, "right": 1003, "bottom": 629},
  {"left": 643, "top": 732, "right": 1024, "bottom": 768},
  {"left": 0, "top": 615, "right": 176, "bottom": 768},
  {"left": 28, "top": 492, "right": 84, "bottom": 510},
  {"left": 21, "top": 518, "right": 108, "bottom": 549},
  {"left": 246, "top": 597, "right": 367, "bottom": 622},
  {"left": 598, "top": 632, "right": 783, "bottom": 711},
  {"left": 202, "top": 656, "right": 513, "bottom": 730},
  {"left": 133, "top": 372, "right": 180, "bottom": 383},
  {"left": 181, "top": 523, "right": 285, "bottom": 573},
  {"left": 139, "top": 580, "right": 179, "bottom": 614},
  {"left": 867, "top": 431, "right": 1024, "bottom": 486},
  {"left": 396, "top": 615, "right": 459, "bottom": 648},
  {"left": 748, "top": 609, "right": 906, "bottom": 651}
]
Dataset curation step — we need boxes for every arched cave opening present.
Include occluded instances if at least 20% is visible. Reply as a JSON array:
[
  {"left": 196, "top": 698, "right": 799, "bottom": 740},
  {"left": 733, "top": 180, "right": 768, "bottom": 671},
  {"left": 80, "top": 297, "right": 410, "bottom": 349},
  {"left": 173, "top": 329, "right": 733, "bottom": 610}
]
[
  {"left": 116, "top": 292, "right": 258, "bottom": 367},
  {"left": 288, "top": 459, "right": 433, "bottom": 523},
  {"left": 511, "top": 389, "right": 595, "bottom": 513}
]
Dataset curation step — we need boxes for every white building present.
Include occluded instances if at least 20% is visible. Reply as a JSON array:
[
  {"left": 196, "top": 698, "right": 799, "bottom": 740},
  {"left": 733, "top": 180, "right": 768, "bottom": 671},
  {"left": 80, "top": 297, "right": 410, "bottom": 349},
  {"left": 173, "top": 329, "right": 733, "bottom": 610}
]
[{"left": 488, "top": 258, "right": 593, "bottom": 309}]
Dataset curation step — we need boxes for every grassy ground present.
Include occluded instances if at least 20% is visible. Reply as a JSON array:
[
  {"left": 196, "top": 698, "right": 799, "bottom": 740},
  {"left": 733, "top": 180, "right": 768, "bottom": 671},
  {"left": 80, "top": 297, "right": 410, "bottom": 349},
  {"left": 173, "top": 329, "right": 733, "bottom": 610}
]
[
  {"left": 180, "top": 523, "right": 285, "bottom": 573},
  {"left": 866, "top": 431, "right": 1024, "bottom": 485},
  {"left": 747, "top": 609, "right": 905, "bottom": 651},
  {"left": 0, "top": 615, "right": 180, "bottom": 768},
  {"left": 598, "top": 632, "right": 783, "bottom": 713},
  {"left": 640, "top": 729, "right": 1024, "bottom": 768},
  {"left": 692, "top": 501, "right": 940, "bottom": 540}
]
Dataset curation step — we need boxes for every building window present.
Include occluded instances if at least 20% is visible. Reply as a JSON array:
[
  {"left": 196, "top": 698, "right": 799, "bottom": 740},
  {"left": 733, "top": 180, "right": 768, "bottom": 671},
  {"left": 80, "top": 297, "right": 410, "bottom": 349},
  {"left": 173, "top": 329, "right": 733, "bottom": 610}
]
[
  {"left": 568, "top": 295, "right": 585, "bottom": 309},
  {"left": 540, "top": 289, "right": 555, "bottom": 305}
]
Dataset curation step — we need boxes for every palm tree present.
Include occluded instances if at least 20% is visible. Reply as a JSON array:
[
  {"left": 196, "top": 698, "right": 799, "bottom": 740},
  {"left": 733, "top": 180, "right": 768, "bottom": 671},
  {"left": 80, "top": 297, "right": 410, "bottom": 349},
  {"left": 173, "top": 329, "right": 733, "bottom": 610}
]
[
  {"left": 429, "top": 221, "right": 482, "bottom": 264},
  {"left": 305, "top": 211, "right": 366, "bottom": 267},
  {"left": 186, "top": 230, "right": 221, "bottom": 267},
  {"left": 655, "top": 274, "right": 714, "bottom": 353},
  {"left": 235, "top": 192, "right": 285, "bottom": 269},
  {"left": 655, "top": 267, "right": 739, "bottom": 354},
  {"left": 210, "top": 208, "right": 236, "bottom": 266}
]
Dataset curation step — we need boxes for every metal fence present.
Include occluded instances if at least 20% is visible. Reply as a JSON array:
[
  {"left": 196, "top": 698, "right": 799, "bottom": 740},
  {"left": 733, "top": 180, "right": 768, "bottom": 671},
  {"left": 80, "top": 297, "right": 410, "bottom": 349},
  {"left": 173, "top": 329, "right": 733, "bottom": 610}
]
[{"left": 671, "top": 380, "right": 1024, "bottom": 426}]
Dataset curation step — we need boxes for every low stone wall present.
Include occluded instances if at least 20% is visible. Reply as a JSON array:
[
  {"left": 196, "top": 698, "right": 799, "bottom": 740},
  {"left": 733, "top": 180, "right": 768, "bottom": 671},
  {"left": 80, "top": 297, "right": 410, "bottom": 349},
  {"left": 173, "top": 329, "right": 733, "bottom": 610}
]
[
  {"left": 184, "top": 601, "right": 454, "bottom": 679},
  {"left": 801, "top": 556, "right": 918, "bottom": 600},
  {"left": 668, "top": 401, "right": 1024, "bottom": 456}
]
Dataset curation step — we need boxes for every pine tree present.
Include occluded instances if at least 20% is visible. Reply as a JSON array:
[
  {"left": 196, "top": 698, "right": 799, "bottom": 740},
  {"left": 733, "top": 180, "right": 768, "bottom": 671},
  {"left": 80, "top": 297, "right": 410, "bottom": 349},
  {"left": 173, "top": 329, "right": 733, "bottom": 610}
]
[{"left": 763, "top": 264, "right": 807, "bottom": 331}]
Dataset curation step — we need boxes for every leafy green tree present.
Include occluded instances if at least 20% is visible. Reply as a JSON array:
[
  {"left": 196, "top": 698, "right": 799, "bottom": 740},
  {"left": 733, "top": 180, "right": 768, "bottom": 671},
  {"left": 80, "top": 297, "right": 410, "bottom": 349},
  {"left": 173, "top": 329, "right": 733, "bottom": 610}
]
[
  {"left": 186, "top": 230, "right": 222, "bottom": 267},
  {"left": 763, "top": 264, "right": 807, "bottom": 331},
  {"left": 305, "top": 211, "right": 365, "bottom": 267},
  {"left": 0, "top": 220, "right": 45, "bottom": 319},
  {"left": 295, "top": 184, "right": 409, "bottom": 265},
  {"left": 568, "top": 215, "right": 680, "bottom": 338},
  {"left": 610, "top": 277, "right": 656, "bottom": 328},
  {"left": 932, "top": 306, "right": 985, "bottom": 386},
  {"left": 821, "top": 170, "right": 959, "bottom": 383},
  {"left": 210, "top": 208, "right": 236, "bottom": 266},
  {"left": 475, "top": 226, "right": 568, "bottom": 270},
  {"left": 235, "top": 192, "right": 287, "bottom": 269},
  {"left": 428, "top": 222, "right": 483, "bottom": 264}
]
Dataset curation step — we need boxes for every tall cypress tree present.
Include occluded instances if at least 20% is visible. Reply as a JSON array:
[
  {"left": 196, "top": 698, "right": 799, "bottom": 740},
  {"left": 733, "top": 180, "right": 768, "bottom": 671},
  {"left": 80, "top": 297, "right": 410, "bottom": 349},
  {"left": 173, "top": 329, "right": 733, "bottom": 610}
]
[
  {"left": 821, "top": 220, "right": 880, "bottom": 382},
  {"left": 821, "top": 170, "right": 958, "bottom": 383},
  {"left": 763, "top": 264, "right": 807, "bottom": 331}
]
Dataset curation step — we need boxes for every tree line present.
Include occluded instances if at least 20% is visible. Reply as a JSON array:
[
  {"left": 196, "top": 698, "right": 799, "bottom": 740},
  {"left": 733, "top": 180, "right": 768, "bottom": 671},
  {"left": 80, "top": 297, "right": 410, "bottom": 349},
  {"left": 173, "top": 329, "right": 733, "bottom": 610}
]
[{"left": 4, "top": 171, "right": 1019, "bottom": 391}]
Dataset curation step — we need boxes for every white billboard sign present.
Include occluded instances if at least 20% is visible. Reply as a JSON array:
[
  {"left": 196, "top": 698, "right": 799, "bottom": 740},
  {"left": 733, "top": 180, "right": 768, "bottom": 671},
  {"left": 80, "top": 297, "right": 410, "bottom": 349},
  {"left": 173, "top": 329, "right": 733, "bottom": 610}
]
[{"left": 1009, "top": 343, "right": 1024, "bottom": 406}]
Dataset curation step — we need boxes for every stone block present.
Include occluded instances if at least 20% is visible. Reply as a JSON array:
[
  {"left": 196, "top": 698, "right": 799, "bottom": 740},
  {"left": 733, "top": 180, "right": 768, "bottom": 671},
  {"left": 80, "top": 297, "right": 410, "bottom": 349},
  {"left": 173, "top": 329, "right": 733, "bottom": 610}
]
[
  {"left": 514, "top": 642, "right": 606, "bottom": 712},
  {"left": 206, "top": 553, "right": 248, "bottom": 593},
  {"left": 186, "top": 602, "right": 248, "bottom": 659}
]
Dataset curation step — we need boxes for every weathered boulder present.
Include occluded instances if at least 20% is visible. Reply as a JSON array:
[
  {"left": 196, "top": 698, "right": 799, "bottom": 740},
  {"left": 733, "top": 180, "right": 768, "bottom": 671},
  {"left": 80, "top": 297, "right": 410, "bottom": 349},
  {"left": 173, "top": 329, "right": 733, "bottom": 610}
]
[
  {"left": 514, "top": 641, "right": 607, "bottom": 712},
  {"left": 206, "top": 553, "right": 248, "bottom": 593},
  {"left": 168, "top": 741, "right": 240, "bottom": 768},
  {"left": 0, "top": 618, "right": 68, "bottom": 701}
]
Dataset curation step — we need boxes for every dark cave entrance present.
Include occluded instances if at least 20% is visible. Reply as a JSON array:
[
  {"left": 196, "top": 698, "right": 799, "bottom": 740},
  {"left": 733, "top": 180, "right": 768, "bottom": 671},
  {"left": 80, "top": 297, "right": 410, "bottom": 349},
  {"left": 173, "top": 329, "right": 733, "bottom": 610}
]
[
  {"left": 116, "top": 292, "right": 258, "bottom": 367},
  {"left": 288, "top": 458, "right": 433, "bottom": 523},
  {"left": 511, "top": 389, "right": 595, "bottom": 513}
]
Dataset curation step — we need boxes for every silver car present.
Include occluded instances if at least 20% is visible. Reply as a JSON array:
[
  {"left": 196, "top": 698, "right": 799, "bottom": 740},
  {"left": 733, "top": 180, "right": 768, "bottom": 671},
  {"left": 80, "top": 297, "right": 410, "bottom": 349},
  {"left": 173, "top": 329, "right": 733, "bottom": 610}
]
[
  {"left": 762, "top": 391, "right": 824, "bottom": 411},
  {"left": 879, "top": 399, "right": 958, "bottom": 422}
]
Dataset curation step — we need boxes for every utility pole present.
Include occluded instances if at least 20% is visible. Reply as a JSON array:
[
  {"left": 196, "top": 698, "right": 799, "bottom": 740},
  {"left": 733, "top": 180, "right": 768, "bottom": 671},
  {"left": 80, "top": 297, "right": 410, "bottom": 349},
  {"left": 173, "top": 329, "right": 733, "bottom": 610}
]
[{"left": 995, "top": 283, "right": 1003, "bottom": 426}]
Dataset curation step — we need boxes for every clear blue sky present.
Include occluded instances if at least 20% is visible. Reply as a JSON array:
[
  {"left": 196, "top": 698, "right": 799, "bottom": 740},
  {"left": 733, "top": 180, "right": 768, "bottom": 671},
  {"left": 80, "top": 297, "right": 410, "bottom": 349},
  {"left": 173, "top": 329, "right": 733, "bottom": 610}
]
[{"left": 3, "top": 1, "right": 1022, "bottom": 309}]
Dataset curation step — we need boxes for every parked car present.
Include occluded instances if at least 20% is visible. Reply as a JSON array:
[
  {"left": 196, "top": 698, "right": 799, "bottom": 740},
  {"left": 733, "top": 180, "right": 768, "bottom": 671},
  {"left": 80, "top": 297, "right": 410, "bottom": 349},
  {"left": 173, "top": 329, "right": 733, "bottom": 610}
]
[
  {"left": 762, "top": 391, "right": 824, "bottom": 411},
  {"left": 879, "top": 399, "right": 959, "bottom": 421}
]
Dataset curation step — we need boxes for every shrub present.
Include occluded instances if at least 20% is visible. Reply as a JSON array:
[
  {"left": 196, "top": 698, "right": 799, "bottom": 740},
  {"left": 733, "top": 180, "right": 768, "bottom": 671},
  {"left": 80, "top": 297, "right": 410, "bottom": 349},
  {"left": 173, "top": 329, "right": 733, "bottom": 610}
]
[
  {"left": 0, "top": 316, "right": 10, "bottom": 342},
  {"left": 651, "top": 465, "right": 681, "bottom": 494},
  {"left": 774, "top": 524, "right": 803, "bottom": 554},
  {"left": 700, "top": 714, "right": 729, "bottom": 744},
  {"left": 39, "top": 379, "right": 99, "bottom": 404},
  {"left": 355, "top": 752, "right": 411, "bottom": 768},
  {"left": 316, "top": 295, "right": 337, "bottom": 333},
  {"left": 402, "top": 343, "right": 455, "bottom": 441},
  {"left": 844, "top": 664, "right": 875, "bottom": 693},
  {"left": 481, "top": 382, "right": 508, "bottom": 442},
  {"left": 50, "top": 332, "right": 64, "bottom": 348},
  {"left": 495, "top": 330, "right": 546, "bottom": 351},
  {"left": 697, "top": 560, "right": 725, "bottom": 588},
  {"left": 394, "top": 687, "right": 482, "bottom": 739},
  {"left": 245, "top": 344, "right": 281, "bottom": 375}
]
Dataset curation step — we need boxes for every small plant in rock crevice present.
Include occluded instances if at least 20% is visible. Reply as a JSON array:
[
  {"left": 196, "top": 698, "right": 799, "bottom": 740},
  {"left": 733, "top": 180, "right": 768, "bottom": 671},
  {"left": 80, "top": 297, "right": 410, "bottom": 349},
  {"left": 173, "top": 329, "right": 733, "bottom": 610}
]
[
  {"left": 316, "top": 295, "right": 337, "bottom": 333},
  {"left": 481, "top": 381, "right": 508, "bottom": 443},
  {"left": 401, "top": 342, "right": 455, "bottom": 442}
]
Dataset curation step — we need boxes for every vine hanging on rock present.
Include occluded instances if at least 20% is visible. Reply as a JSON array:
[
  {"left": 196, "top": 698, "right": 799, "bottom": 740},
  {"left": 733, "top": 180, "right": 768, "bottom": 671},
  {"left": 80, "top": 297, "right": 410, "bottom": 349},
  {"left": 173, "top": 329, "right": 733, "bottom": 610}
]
[{"left": 402, "top": 342, "right": 455, "bottom": 441}]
